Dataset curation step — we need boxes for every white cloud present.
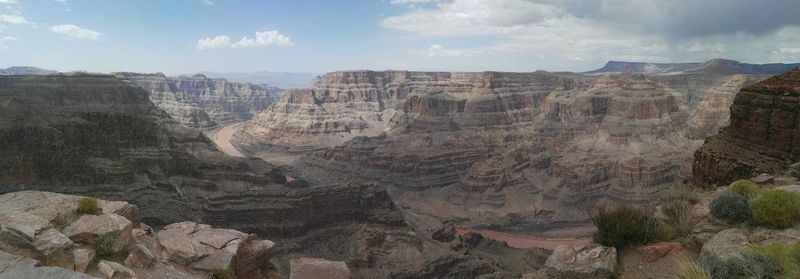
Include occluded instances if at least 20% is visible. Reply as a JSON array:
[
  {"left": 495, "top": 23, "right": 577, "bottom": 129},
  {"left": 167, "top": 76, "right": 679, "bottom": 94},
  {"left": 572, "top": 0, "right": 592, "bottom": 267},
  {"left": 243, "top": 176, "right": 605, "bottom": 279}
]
[
  {"left": 196, "top": 35, "right": 231, "bottom": 49},
  {"left": 390, "top": 0, "right": 438, "bottom": 5},
  {"left": 426, "top": 44, "right": 485, "bottom": 57},
  {"left": 197, "top": 30, "right": 293, "bottom": 50},
  {"left": 53, "top": 0, "right": 67, "bottom": 2},
  {"left": 0, "top": 0, "right": 17, "bottom": 4},
  {"left": 201, "top": 0, "right": 213, "bottom": 5},
  {"left": 777, "top": 48, "right": 800, "bottom": 55},
  {"left": 0, "top": 13, "right": 28, "bottom": 25},
  {"left": 48, "top": 24, "right": 103, "bottom": 40}
]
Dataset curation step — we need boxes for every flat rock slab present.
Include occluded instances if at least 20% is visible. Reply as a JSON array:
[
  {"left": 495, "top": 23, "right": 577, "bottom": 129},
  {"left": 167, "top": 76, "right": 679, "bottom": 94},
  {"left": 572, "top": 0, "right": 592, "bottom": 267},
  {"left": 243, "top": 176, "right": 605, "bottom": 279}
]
[
  {"left": 189, "top": 228, "right": 246, "bottom": 249},
  {"left": 63, "top": 214, "right": 132, "bottom": 253},
  {"left": 0, "top": 250, "right": 94, "bottom": 279},
  {"left": 290, "top": 258, "right": 350, "bottom": 279},
  {"left": 545, "top": 243, "right": 617, "bottom": 279}
]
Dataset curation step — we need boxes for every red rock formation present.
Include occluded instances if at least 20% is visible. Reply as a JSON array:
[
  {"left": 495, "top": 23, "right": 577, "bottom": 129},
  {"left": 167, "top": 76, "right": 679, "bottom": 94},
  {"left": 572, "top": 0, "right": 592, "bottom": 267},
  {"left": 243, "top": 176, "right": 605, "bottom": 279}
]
[{"left": 693, "top": 69, "right": 800, "bottom": 186}]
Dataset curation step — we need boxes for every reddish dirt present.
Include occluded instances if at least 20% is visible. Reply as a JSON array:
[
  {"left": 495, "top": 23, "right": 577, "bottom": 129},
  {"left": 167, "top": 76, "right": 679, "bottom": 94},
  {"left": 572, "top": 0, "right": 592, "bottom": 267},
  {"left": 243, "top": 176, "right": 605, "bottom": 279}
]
[{"left": 455, "top": 227, "right": 592, "bottom": 250}]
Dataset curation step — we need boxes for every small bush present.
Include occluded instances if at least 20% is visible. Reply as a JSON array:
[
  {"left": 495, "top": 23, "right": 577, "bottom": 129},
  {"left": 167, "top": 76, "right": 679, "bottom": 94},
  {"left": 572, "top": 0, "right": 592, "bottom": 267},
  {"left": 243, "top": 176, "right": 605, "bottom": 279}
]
[
  {"left": 212, "top": 268, "right": 236, "bottom": 279},
  {"left": 709, "top": 191, "right": 751, "bottom": 224},
  {"left": 752, "top": 242, "right": 800, "bottom": 279},
  {"left": 77, "top": 197, "right": 100, "bottom": 215},
  {"left": 731, "top": 252, "right": 781, "bottom": 279},
  {"left": 702, "top": 254, "right": 736, "bottom": 279},
  {"left": 677, "top": 257, "right": 710, "bottom": 279},
  {"left": 592, "top": 204, "right": 660, "bottom": 250},
  {"left": 730, "top": 179, "right": 759, "bottom": 200},
  {"left": 93, "top": 234, "right": 118, "bottom": 256},
  {"left": 752, "top": 190, "right": 800, "bottom": 229}
]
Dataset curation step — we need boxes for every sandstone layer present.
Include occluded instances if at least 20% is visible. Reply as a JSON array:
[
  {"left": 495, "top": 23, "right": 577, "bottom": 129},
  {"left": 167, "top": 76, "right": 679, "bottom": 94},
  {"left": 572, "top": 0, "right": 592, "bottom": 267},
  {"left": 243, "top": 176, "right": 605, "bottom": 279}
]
[
  {"left": 117, "top": 72, "right": 280, "bottom": 129},
  {"left": 234, "top": 68, "right": 770, "bottom": 227},
  {"left": 0, "top": 74, "right": 541, "bottom": 278},
  {"left": 693, "top": 69, "right": 800, "bottom": 186}
]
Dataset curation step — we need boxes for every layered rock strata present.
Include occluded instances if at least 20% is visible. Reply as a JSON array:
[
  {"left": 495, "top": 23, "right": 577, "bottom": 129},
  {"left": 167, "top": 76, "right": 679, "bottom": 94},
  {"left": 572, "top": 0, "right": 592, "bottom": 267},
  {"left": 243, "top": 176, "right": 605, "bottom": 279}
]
[
  {"left": 0, "top": 74, "right": 540, "bottom": 277},
  {"left": 117, "top": 72, "right": 280, "bottom": 129},
  {"left": 693, "top": 69, "right": 800, "bottom": 186},
  {"left": 262, "top": 70, "right": 769, "bottom": 226}
]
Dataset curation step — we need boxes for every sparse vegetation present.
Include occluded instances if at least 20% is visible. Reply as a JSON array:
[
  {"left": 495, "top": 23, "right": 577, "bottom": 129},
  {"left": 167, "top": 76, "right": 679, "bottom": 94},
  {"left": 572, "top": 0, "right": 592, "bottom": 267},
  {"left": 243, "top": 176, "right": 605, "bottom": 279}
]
[
  {"left": 77, "top": 196, "right": 100, "bottom": 215},
  {"left": 93, "top": 234, "right": 118, "bottom": 256},
  {"left": 591, "top": 204, "right": 661, "bottom": 250},
  {"left": 702, "top": 254, "right": 736, "bottom": 279},
  {"left": 729, "top": 179, "right": 759, "bottom": 200},
  {"left": 751, "top": 242, "right": 800, "bottom": 279},
  {"left": 732, "top": 252, "right": 781, "bottom": 279},
  {"left": 709, "top": 191, "right": 751, "bottom": 224},
  {"left": 789, "top": 163, "right": 800, "bottom": 179},
  {"left": 212, "top": 267, "right": 236, "bottom": 279},
  {"left": 752, "top": 189, "right": 800, "bottom": 229},
  {"left": 677, "top": 257, "right": 711, "bottom": 279},
  {"left": 659, "top": 184, "right": 698, "bottom": 240}
]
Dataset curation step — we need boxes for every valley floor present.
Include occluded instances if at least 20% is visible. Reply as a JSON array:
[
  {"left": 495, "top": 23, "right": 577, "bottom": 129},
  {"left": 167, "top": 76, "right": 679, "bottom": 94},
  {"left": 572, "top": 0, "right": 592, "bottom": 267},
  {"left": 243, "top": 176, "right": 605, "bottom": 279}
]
[{"left": 205, "top": 122, "right": 246, "bottom": 157}]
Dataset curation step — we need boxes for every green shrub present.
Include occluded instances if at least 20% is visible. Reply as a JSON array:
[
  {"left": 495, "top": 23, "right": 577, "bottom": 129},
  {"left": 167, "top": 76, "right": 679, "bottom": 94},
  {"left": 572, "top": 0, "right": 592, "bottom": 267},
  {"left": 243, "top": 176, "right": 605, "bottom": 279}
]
[
  {"left": 702, "top": 254, "right": 736, "bottom": 279},
  {"left": 678, "top": 257, "right": 711, "bottom": 279},
  {"left": 93, "top": 234, "right": 118, "bottom": 256},
  {"left": 212, "top": 268, "right": 236, "bottom": 279},
  {"left": 77, "top": 197, "right": 100, "bottom": 215},
  {"left": 731, "top": 252, "right": 781, "bottom": 279},
  {"left": 752, "top": 190, "right": 800, "bottom": 229},
  {"left": 709, "top": 191, "right": 751, "bottom": 224},
  {"left": 789, "top": 163, "right": 800, "bottom": 179},
  {"left": 659, "top": 184, "right": 697, "bottom": 240},
  {"left": 730, "top": 179, "right": 759, "bottom": 200},
  {"left": 751, "top": 242, "right": 800, "bottom": 279},
  {"left": 591, "top": 204, "right": 660, "bottom": 250}
]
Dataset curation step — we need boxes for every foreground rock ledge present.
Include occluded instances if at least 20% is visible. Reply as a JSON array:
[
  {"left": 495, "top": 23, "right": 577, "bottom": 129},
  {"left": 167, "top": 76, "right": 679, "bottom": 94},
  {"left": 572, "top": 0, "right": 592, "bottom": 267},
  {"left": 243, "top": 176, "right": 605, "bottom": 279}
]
[{"left": 0, "top": 191, "right": 280, "bottom": 279}]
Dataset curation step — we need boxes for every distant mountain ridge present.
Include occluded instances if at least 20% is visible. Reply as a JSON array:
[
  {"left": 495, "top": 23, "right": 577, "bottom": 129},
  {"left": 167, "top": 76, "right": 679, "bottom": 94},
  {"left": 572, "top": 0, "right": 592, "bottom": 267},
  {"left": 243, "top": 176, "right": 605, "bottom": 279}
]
[
  {"left": 0, "top": 66, "right": 58, "bottom": 75},
  {"left": 197, "top": 71, "right": 320, "bottom": 89},
  {"left": 586, "top": 59, "right": 800, "bottom": 75}
]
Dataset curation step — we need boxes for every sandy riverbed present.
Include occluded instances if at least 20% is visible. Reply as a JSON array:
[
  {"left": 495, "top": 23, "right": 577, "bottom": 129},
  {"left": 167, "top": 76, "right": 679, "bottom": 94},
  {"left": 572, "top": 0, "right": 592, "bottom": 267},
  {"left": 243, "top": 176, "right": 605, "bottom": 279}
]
[{"left": 207, "top": 123, "right": 246, "bottom": 157}]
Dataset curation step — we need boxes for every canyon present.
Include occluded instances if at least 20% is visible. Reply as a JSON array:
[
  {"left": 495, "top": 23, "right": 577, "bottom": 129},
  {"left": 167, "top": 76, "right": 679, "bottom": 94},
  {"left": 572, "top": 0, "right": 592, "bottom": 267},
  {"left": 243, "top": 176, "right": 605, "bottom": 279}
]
[{"left": 232, "top": 59, "right": 796, "bottom": 229}]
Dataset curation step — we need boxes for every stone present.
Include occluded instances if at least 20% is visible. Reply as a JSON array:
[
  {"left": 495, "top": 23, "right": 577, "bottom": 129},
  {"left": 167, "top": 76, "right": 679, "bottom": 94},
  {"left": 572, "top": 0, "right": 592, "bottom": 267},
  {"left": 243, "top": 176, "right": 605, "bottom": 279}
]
[
  {"left": 124, "top": 244, "right": 155, "bottom": 268},
  {"left": 0, "top": 250, "right": 94, "bottom": 279},
  {"left": 432, "top": 222, "right": 457, "bottom": 243},
  {"left": 701, "top": 228, "right": 749, "bottom": 261},
  {"left": 189, "top": 250, "right": 234, "bottom": 271},
  {"left": 752, "top": 173, "right": 775, "bottom": 185},
  {"left": 776, "top": 185, "right": 800, "bottom": 195},
  {"left": 544, "top": 243, "right": 617, "bottom": 279},
  {"left": 32, "top": 228, "right": 74, "bottom": 268},
  {"left": 0, "top": 211, "right": 53, "bottom": 252},
  {"left": 72, "top": 248, "right": 95, "bottom": 273},
  {"left": 290, "top": 257, "right": 350, "bottom": 279},
  {"left": 62, "top": 214, "right": 133, "bottom": 253},
  {"left": 157, "top": 229, "right": 201, "bottom": 265},
  {"left": 637, "top": 242, "right": 682, "bottom": 263},
  {"left": 101, "top": 201, "right": 141, "bottom": 228},
  {"left": 97, "top": 260, "right": 136, "bottom": 279}
]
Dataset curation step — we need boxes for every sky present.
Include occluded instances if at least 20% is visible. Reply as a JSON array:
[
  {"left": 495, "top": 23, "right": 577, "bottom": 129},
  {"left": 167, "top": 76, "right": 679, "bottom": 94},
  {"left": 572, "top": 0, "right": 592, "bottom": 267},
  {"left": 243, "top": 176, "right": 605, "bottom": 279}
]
[{"left": 1, "top": 0, "right": 800, "bottom": 75}]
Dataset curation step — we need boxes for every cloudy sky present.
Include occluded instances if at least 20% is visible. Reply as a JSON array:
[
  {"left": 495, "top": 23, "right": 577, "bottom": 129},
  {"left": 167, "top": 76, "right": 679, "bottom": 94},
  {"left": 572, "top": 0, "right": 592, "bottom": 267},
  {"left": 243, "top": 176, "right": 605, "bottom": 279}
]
[{"left": 1, "top": 0, "right": 800, "bottom": 74}]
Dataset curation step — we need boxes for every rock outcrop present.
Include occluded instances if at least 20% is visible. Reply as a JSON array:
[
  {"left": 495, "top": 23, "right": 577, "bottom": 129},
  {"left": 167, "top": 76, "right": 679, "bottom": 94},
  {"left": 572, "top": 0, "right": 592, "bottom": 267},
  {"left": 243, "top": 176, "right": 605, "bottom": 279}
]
[
  {"left": 0, "top": 191, "right": 278, "bottom": 279},
  {"left": 693, "top": 69, "right": 800, "bottom": 186},
  {"left": 279, "top": 70, "right": 765, "bottom": 226},
  {"left": 0, "top": 74, "right": 541, "bottom": 277},
  {"left": 117, "top": 72, "right": 280, "bottom": 129},
  {"left": 544, "top": 243, "right": 618, "bottom": 279}
]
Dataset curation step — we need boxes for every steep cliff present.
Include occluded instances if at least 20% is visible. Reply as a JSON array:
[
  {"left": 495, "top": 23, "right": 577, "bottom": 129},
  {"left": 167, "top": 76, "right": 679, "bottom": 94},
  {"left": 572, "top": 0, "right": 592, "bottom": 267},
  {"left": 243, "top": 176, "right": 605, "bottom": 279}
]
[
  {"left": 117, "top": 72, "right": 280, "bottom": 129},
  {"left": 259, "top": 70, "right": 768, "bottom": 226},
  {"left": 693, "top": 69, "right": 800, "bottom": 186},
  {"left": 0, "top": 74, "right": 534, "bottom": 278}
]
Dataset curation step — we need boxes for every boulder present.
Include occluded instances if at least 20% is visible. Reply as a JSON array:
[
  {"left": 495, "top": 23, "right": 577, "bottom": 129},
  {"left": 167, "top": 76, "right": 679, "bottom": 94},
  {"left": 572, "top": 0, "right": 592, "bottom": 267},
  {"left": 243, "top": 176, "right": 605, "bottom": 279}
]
[
  {"left": 775, "top": 185, "right": 800, "bottom": 195},
  {"left": 637, "top": 242, "right": 682, "bottom": 263},
  {"left": 544, "top": 243, "right": 617, "bottom": 279},
  {"left": 157, "top": 229, "right": 202, "bottom": 265},
  {"left": 290, "top": 257, "right": 350, "bottom": 279},
  {"left": 100, "top": 201, "right": 141, "bottom": 228},
  {"left": 124, "top": 244, "right": 155, "bottom": 268},
  {"left": 751, "top": 174, "right": 774, "bottom": 185},
  {"left": 0, "top": 250, "right": 94, "bottom": 279},
  {"left": 32, "top": 228, "right": 74, "bottom": 268},
  {"left": 0, "top": 211, "right": 53, "bottom": 253},
  {"left": 701, "top": 228, "right": 748, "bottom": 261},
  {"left": 97, "top": 260, "right": 136, "bottom": 279},
  {"left": 62, "top": 214, "right": 133, "bottom": 253},
  {"left": 72, "top": 248, "right": 95, "bottom": 273}
]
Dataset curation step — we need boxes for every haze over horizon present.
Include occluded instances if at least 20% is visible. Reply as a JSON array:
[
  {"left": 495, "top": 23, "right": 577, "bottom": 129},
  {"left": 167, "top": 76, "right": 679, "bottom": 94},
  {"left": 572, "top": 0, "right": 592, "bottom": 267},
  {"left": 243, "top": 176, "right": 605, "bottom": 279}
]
[{"left": 2, "top": 0, "right": 800, "bottom": 75}]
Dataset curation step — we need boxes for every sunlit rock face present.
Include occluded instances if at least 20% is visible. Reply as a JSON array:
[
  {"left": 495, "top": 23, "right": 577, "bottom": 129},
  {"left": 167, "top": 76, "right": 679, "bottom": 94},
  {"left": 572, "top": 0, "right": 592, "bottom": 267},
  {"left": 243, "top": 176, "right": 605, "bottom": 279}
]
[
  {"left": 262, "top": 70, "right": 770, "bottom": 226},
  {"left": 694, "top": 69, "right": 800, "bottom": 186},
  {"left": 117, "top": 72, "right": 280, "bottom": 129},
  {"left": 0, "top": 74, "right": 532, "bottom": 278}
]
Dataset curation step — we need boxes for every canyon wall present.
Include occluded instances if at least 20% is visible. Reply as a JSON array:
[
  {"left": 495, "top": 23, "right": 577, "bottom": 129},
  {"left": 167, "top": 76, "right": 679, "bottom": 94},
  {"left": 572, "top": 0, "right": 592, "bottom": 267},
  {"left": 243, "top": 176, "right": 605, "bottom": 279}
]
[
  {"left": 117, "top": 72, "right": 280, "bottom": 129},
  {"left": 0, "top": 74, "right": 533, "bottom": 277},
  {"left": 236, "top": 69, "right": 768, "bottom": 226},
  {"left": 693, "top": 69, "right": 800, "bottom": 186}
]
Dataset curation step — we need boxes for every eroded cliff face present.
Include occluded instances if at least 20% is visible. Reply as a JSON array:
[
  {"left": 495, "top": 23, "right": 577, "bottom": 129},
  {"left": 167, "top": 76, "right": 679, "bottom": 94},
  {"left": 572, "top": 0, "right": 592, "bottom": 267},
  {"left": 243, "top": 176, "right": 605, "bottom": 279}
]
[
  {"left": 0, "top": 74, "right": 537, "bottom": 278},
  {"left": 248, "top": 70, "right": 769, "bottom": 226},
  {"left": 117, "top": 72, "right": 279, "bottom": 129},
  {"left": 693, "top": 69, "right": 800, "bottom": 186}
]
